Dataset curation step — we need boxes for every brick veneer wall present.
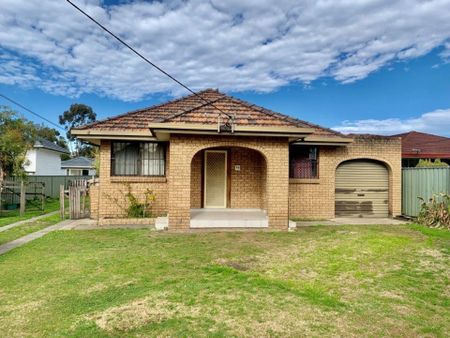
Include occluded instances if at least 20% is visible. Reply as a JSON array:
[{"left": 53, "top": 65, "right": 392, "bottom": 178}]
[
  {"left": 168, "top": 135, "right": 289, "bottom": 229},
  {"left": 230, "top": 147, "right": 266, "bottom": 209},
  {"left": 90, "top": 135, "right": 401, "bottom": 228},
  {"left": 288, "top": 136, "right": 402, "bottom": 219},
  {"left": 190, "top": 151, "right": 202, "bottom": 208},
  {"left": 93, "top": 140, "right": 170, "bottom": 219}
]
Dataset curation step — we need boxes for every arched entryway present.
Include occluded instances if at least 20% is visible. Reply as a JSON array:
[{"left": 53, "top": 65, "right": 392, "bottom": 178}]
[
  {"left": 191, "top": 146, "right": 267, "bottom": 209},
  {"left": 189, "top": 146, "right": 268, "bottom": 227},
  {"left": 335, "top": 159, "right": 390, "bottom": 217}
]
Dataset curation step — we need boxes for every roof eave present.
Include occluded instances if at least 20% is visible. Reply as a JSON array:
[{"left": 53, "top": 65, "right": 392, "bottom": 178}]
[
  {"left": 292, "top": 135, "right": 353, "bottom": 145},
  {"left": 34, "top": 145, "right": 70, "bottom": 154},
  {"left": 148, "top": 122, "right": 314, "bottom": 140}
]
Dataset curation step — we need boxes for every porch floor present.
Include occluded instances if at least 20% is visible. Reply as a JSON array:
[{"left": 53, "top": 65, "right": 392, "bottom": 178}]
[{"left": 190, "top": 208, "right": 268, "bottom": 228}]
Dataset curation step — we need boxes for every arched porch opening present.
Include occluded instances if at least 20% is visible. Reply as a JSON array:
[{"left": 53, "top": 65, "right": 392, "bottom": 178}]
[{"left": 189, "top": 146, "right": 268, "bottom": 227}]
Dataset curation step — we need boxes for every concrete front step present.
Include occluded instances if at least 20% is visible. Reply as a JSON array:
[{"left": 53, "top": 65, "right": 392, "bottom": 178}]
[{"left": 190, "top": 208, "right": 268, "bottom": 228}]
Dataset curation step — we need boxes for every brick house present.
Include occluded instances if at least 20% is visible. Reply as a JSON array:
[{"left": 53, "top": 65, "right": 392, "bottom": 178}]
[
  {"left": 72, "top": 89, "right": 401, "bottom": 230},
  {"left": 392, "top": 131, "right": 450, "bottom": 167}
]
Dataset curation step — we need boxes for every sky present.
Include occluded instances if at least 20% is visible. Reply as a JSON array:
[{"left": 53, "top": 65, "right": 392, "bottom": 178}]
[{"left": 0, "top": 0, "right": 450, "bottom": 136}]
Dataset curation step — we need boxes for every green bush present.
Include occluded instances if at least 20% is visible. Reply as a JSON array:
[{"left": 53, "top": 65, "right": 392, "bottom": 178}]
[
  {"left": 124, "top": 185, "right": 156, "bottom": 218},
  {"left": 416, "top": 159, "right": 449, "bottom": 168},
  {"left": 106, "top": 184, "right": 157, "bottom": 218},
  {"left": 417, "top": 193, "right": 450, "bottom": 229}
]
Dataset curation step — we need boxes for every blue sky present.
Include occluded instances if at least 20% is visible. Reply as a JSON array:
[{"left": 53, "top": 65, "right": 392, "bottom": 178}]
[{"left": 1, "top": 0, "right": 450, "bottom": 136}]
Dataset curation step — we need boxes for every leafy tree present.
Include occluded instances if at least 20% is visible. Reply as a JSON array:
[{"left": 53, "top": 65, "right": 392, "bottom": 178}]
[
  {"left": 0, "top": 107, "right": 36, "bottom": 179},
  {"left": 59, "top": 104, "right": 97, "bottom": 157}
]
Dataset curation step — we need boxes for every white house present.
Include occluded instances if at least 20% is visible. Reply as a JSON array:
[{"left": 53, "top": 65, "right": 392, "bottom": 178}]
[
  {"left": 24, "top": 138, "right": 69, "bottom": 175},
  {"left": 61, "top": 157, "right": 96, "bottom": 176}
]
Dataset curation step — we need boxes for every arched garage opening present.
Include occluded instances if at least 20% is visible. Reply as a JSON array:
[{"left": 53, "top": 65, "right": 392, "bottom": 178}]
[{"left": 335, "top": 159, "right": 390, "bottom": 218}]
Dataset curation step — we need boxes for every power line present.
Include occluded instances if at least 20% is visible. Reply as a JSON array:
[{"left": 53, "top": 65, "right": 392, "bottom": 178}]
[
  {"left": 0, "top": 93, "right": 65, "bottom": 131},
  {"left": 65, "top": 0, "right": 234, "bottom": 121}
]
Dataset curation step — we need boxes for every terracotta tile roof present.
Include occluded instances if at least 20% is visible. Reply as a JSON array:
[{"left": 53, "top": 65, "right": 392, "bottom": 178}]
[
  {"left": 75, "top": 89, "right": 344, "bottom": 138},
  {"left": 392, "top": 131, "right": 450, "bottom": 158}
]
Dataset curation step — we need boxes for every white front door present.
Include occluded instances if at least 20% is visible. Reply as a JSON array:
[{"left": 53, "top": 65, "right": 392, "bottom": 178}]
[{"left": 204, "top": 150, "right": 227, "bottom": 208}]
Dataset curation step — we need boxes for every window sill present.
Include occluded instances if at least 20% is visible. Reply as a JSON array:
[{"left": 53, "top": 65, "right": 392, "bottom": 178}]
[
  {"left": 289, "top": 178, "right": 321, "bottom": 184},
  {"left": 110, "top": 176, "right": 167, "bottom": 183}
]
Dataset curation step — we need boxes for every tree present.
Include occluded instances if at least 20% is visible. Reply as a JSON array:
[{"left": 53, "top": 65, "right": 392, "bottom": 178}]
[
  {"left": 59, "top": 104, "right": 97, "bottom": 157},
  {"left": 0, "top": 107, "right": 36, "bottom": 179}
]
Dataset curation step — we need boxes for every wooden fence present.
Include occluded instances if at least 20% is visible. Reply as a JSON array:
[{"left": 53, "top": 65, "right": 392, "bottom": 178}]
[
  {"left": 402, "top": 167, "right": 450, "bottom": 217},
  {"left": 6, "top": 175, "right": 91, "bottom": 201},
  {"left": 60, "top": 179, "right": 90, "bottom": 219},
  {"left": 0, "top": 180, "right": 45, "bottom": 216}
]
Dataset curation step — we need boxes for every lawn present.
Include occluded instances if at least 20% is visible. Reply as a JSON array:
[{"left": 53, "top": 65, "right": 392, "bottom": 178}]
[
  {"left": 0, "top": 198, "right": 61, "bottom": 227},
  {"left": 0, "top": 224, "right": 448, "bottom": 337},
  {"left": 0, "top": 213, "right": 62, "bottom": 245}
]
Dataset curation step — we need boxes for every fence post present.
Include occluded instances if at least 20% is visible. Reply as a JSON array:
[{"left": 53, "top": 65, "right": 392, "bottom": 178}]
[
  {"left": 41, "top": 183, "right": 45, "bottom": 211},
  {"left": 20, "top": 181, "right": 26, "bottom": 216},
  {"left": 60, "top": 185, "right": 65, "bottom": 220}
]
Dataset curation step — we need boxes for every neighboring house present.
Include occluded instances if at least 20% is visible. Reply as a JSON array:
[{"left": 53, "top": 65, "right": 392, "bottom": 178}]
[
  {"left": 61, "top": 157, "right": 96, "bottom": 176},
  {"left": 392, "top": 131, "right": 450, "bottom": 167},
  {"left": 72, "top": 89, "right": 401, "bottom": 230},
  {"left": 24, "top": 137, "right": 69, "bottom": 175}
]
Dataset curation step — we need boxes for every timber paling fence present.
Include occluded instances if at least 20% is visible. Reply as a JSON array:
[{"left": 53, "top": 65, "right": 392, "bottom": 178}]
[
  {"left": 60, "top": 179, "right": 90, "bottom": 220},
  {"left": 402, "top": 167, "right": 450, "bottom": 217},
  {"left": 5, "top": 175, "right": 91, "bottom": 201}
]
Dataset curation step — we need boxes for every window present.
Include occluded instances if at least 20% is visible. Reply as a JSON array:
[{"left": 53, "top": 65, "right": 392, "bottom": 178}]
[
  {"left": 289, "top": 146, "right": 319, "bottom": 179},
  {"left": 68, "top": 169, "right": 82, "bottom": 176},
  {"left": 111, "top": 142, "right": 166, "bottom": 176}
]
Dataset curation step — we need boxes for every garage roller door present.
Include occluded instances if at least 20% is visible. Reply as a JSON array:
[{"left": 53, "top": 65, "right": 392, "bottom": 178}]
[{"left": 335, "top": 160, "right": 389, "bottom": 217}]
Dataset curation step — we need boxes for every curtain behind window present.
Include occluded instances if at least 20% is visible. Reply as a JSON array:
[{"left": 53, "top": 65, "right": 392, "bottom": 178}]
[
  {"left": 141, "top": 143, "right": 165, "bottom": 176},
  {"left": 112, "top": 142, "right": 165, "bottom": 176}
]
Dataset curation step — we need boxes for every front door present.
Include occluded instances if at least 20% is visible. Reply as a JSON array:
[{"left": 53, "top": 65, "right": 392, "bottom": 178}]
[{"left": 204, "top": 150, "right": 227, "bottom": 208}]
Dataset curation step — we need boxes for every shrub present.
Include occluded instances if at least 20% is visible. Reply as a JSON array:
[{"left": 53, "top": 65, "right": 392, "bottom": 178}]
[
  {"left": 417, "top": 193, "right": 450, "bottom": 229},
  {"left": 106, "top": 184, "right": 157, "bottom": 218},
  {"left": 124, "top": 185, "right": 156, "bottom": 218},
  {"left": 416, "top": 159, "right": 449, "bottom": 168}
]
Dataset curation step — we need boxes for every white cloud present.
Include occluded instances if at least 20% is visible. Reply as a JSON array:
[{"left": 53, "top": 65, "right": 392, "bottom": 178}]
[
  {"left": 333, "top": 108, "right": 450, "bottom": 136},
  {"left": 0, "top": 0, "right": 450, "bottom": 100}
]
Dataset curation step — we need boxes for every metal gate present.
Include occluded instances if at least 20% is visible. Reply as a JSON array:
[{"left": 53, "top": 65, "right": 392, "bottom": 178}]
[{"left": 402, "top": 167, "right": 450, "bottom": 217}]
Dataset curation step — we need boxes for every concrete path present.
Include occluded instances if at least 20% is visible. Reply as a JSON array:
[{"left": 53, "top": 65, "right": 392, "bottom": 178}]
[
  {"left": 0, "top": 211, "right": 59, "bottom": 233},
  {"left": 0, "top": 219, "right": 78, "bottom": 255},
  {"left": 296, "top": 217, "right": 410, "bottom": 227}
]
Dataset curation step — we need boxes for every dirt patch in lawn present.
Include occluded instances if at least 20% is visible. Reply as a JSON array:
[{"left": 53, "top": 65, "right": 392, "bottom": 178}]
[
  {"left": 82, "top": 279, "right": 137, "bottom": 295},
  {"left": 89, "top": 292, "right": 201, "bottom": 332},
  {"left": 89, "top": 290, "right": 332, "bottom": 336}
]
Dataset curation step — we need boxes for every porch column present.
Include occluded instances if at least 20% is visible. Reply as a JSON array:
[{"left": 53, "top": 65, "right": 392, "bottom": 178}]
[
  {"left": 168, "top": 138, "right": 191, "bottom": 229},
  {"left": 266, "top": 142, "right": 289, "bottom": 229}
]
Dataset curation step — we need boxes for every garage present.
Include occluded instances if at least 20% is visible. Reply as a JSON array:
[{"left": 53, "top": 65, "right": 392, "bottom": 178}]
[{"left": 335, "top": 159, "right": 389, "bottom": 217}]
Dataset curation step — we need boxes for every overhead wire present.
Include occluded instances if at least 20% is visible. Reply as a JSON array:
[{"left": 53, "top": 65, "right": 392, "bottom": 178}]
[{"left": 65, "top": 0, "right": 234, "bottom": 122}]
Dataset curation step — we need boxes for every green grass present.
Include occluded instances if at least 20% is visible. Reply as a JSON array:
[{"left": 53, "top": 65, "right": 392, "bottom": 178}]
[
  {"left": 0, "top": 224, "right": 448, "bottom": 337},
  {"left": 0, "top": 198, "right": 61, "bottom": 227},
  {"left": 0, "top": 213, "right": 62, "bottom": 245}
]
